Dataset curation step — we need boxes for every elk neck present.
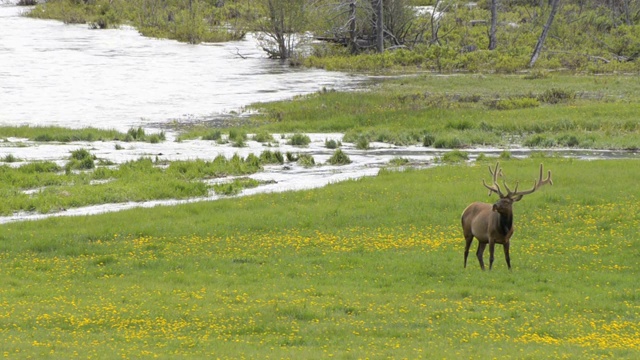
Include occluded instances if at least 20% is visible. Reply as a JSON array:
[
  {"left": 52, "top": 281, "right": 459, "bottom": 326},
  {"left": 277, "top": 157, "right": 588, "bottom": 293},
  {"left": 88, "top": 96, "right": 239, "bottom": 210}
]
[{"left": 497, "top": 210, "right": 513, "bottom": 236}]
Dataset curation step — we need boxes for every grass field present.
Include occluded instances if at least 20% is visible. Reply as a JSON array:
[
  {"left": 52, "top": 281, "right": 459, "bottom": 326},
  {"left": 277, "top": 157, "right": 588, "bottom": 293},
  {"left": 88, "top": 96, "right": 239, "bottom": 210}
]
[
  {"left": 224, "top": 73, "right": 640, "bottom": 150},
  {"left": 1, "top": 158, "right": 638, "bottom": 358}
]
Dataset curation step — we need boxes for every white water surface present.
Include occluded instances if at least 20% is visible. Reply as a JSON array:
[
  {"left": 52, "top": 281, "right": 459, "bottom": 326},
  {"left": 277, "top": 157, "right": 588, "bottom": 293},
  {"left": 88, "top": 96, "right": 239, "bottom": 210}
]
[{"left": 0, "top": 4, "right": 363, "bottom": 132}]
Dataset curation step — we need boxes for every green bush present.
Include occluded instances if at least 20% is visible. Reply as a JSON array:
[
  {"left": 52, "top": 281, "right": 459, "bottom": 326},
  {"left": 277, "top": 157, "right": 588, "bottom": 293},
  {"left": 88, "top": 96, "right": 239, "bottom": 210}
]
[
  {"left": 288, "top": 133, "right": 311, "bottom": 146},
  {"left": 228, "top": 129, "right": 247, "bottom": 143},
  {"left": 203, "top": 130, "right": 222, "bottom": 141},
  {"left": 260, "top": 150, "right": 284, "bottom": 165},
  {"left": 487, "top": 97, "right": 540, "bottom": 110},
  {"left": 253, "top": 131, "right": 275, "bottom": 143},
  {"left": 434, "top": 136, "right": 465, "bottom": 149},
  {"left": 297, "top": 154, "right": 315, "bottom": 167},
  {"left": 441, "top": 150, "right": 469, "bottom": 163},
  {"left": 65, "top": 149, "right": 96, "bottom": 172},
  {"left": 325, "top": 139, "right": 341, "bottom": 149},
  {"left": 538, "top": 88, "right": 576, "bottom": 104},
  {"left": 423, "top": 133, "right": 436, "bottom": 147},
  {"left": 388, "top": 157, "right": 409, "bottom": 166},
  {"left": 523, "top": 135, "right": 557, "bottom": 148},
  {"left": 2, "top": 154, "right": 19, "bottom": 163},
  {"left": 356, "top": 137, "right": 370, "bottom": 150},
  {"left": 327, "top": 149, "right": 351, "bottom": 165}
]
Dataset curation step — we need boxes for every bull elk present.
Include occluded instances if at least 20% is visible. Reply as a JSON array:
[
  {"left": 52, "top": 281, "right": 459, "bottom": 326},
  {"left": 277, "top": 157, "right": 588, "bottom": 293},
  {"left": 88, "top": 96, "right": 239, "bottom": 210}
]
[{"left": 461, "top": 162, "right": 552, "bottom": 270}]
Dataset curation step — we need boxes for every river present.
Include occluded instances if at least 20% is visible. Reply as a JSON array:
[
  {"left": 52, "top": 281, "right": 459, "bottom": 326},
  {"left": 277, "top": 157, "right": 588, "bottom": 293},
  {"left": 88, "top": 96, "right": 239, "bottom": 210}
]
[
  {"left": 0, "top": 2, "right": 637, "bottom": 224},
  {"left": 0, "top": 3, "right": 363, "bottom": 131}
]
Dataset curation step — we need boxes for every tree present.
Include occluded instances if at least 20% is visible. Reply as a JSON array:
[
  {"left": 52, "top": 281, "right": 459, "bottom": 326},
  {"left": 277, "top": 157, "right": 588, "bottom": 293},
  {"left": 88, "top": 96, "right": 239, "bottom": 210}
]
[
  {"left": 256, "top": 0, "right": 308, "bottom": 59},
  {"left": 529, "top": 0, "right": 561, "bottom": 67},
  {"left": 488, "top": 0, "right": 498, "bottom": 50},
  {"left": 372, "top": 0, "right": 384, "bottom": 52}
]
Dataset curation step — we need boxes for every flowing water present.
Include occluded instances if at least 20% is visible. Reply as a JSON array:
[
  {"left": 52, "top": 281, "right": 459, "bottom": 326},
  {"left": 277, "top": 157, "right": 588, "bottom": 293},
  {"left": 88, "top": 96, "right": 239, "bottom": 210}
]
[
  {"left": 0, "top": 3, "right": 362, "bottom": 131},
  {"left": 0, "top": 3, "right": 637, "bottom": 224}
]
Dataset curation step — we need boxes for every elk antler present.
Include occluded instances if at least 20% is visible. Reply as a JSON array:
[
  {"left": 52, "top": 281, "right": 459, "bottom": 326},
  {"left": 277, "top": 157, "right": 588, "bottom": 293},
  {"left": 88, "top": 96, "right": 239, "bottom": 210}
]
[
  {"left": 482, "top": 162, "right": 505, "bottom": 197},
  {"left": 482, "top": 162, "right": 552, "bottom": 200},
  {"left": 506, "top": 163, "right": 553, "bottom": 201}
]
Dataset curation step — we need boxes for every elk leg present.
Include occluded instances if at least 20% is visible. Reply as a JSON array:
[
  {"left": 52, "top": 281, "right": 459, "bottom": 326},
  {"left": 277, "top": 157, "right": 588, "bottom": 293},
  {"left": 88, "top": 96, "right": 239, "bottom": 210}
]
[
  {"left": 504, "top": 242, "right": 511, "bottom": 270},
  {"left": 463, "top": 235, "right": 473, "bottom": 268},
  {"left": 488, "top": 240, "right": 496, "bottom": 270},
  {"left": 476, "top": 242, "right": 487, "bottom": 270}
]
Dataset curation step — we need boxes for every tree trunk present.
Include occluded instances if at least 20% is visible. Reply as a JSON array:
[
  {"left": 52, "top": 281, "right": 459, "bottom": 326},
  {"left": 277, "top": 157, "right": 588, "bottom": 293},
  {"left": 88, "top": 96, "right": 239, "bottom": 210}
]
[
  {"left": 529, "top": 0, "right": 560, "bottom": 68},
  {"left": 375, "top": 0, "right": 384, "bottom": 52},
  {"left": 348, "top": 0, "right": 357, "bottom": 54},
  {"left": 488, "top": 0, "right": 498, "bottom": 50}
]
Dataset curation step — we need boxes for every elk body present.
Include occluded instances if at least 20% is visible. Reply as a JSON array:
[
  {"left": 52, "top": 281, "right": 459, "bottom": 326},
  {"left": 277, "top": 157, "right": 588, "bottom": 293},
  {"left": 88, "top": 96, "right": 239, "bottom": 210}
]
[{"left": 461, "top": 163, "right": 552, "bottom": 270}]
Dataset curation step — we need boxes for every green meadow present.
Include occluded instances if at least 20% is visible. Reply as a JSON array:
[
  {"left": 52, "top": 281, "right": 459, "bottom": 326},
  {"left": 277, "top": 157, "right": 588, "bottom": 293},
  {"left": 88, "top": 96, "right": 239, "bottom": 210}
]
[
  {"left": 233, "top": 73, "right": 640, "bottom": 150},
  {"left": 1, "top": 158, "right": 638, "bottom": 358}
]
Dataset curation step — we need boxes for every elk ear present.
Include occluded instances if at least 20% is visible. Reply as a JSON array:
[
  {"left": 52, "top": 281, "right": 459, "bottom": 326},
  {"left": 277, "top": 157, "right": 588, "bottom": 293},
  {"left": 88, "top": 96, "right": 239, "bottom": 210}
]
[
  {"left": 513, "top": 195, "right": 524, "bottom": 202},
  {"left": 492, "top": 204, "right": 498, "bottom": 211}
]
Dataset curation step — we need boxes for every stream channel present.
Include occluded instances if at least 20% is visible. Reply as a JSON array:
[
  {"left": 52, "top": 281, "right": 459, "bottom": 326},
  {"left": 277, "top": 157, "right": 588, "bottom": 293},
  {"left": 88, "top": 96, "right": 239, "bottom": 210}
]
[{"left": 0, "top": 2, "right": 638, "bottom": 224}]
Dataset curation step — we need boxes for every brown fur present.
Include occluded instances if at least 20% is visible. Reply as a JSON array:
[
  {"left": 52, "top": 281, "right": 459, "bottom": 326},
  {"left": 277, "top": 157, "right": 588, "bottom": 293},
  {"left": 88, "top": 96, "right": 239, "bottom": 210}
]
[{"left": 461, "top": 200, "right": 515, "bottom": 270}]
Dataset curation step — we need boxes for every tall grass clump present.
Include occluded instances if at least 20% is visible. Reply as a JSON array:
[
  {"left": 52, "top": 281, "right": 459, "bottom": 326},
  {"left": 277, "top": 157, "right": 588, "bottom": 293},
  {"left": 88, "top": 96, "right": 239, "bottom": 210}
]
[
  {"left": 2, "top": 154, "right": 19, "bottom": 163},
  {"left": 538, "top": 88, "right": 576, "bottom": 104},
  {"left": 202, "top": 130, "right": 222, "bottom": 141},
  {"left": 356, "top": 136, "right": 370, "bottom": 150},
  {"left": 325, "top": 139, "right": 341, "bottom": 149},
  {"left": 288, "top": 133, "right": 311, "bottom": 146},
  {"left": 327, "top": 149, "right": 351, "bottom": 165},
  {"left": 253, "top": 131, "right": 275, "bottom": 143},
  {"left": 65, "top": 148, "right": 96, "bottom": 172},
  {"left": 213, "top": 178, "right": 260, "bottom": 196},
  {"left": 441, "top": 150, "right": 469, "bottom": 163},
  {"left": 228, "top": 129, "right": 248, "bottom": 147},
  {"left": 297, "top": 154, "right": 315, "bottom": 167},
  {"left": 259, "top": 150, "right": 285, "bottom": 165}
]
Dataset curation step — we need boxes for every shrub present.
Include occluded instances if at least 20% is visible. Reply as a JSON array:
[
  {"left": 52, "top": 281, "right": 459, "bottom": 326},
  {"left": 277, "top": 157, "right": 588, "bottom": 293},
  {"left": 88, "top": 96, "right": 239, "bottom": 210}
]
[
  {"left": 441, "top": 150, "right": 469, "bottom": 163},
  {"left": 253, "top": 131, "right": 275, "bottom": 143},
  {"left": 66, "top": 149, "right": 96, "bottom": 172},
  {"left": 327, "top": 149, "right": 351, "bottom": 165},
  {"left": 228, "top": 129, "right": 247, "bottom": 143},
  {"left": 523, "top": 134, "right": 556, "bottom": 148},
  {"left": 203, "top": 130, "right": 222, "bottom": 141},
  {"left": 422, "top": 133, "right": 436, "bottom": 147},
  {"left": 557, "top": 134, "right": 581, "bottom": 148},
  {"left": 389, "top": 157, "right": 409, "bottom": 166},
  {"left": 245, "top": 153, "right": 261, "bottom": 168},
  {"left": 2, "top": 154, "right": 19, "bottom": 163},
  {"left": 446, "top": 119, "right": 475, "bottom": 131},
  {"left": 231, "top": 138, "right": 246, "bottom": 147},
  {"left": 288, "top": 133, "right": 311, "bottom": 146},
  {"left": 538, "top": 88, "right": 576, "bottom": 104},
  {"left": 499, "top": 150, "right": 512, "bottom": 159},
  {"left": 260, "top": 150, "right": 284, "bottom": 164},
  {"left": 127, "top": 127, "right": 146, "bottom": 141},
  {"left": 297, "top": 154, "right": 315, "bottom": 167},
  {"left": 325, "top": 139, "right": 341, "bottom": 149},
  {"left": 356, "top": 137, "right": 370, "bottom": 150},
  {"left": 487, "top": 97, "right": 540, "bottom": 110},
  {"left": 434, "top": 136, "right": 465, "bottom": 149},
  {"left": 286, "top": 152, "right": 298, "bottom": 162},
  {"left": 213, "top": 178, "right": 260, "bottom": 196}
]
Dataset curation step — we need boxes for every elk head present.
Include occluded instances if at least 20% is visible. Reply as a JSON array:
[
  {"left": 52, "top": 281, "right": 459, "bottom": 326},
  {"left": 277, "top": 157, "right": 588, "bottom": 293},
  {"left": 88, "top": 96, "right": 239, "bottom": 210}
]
[{"left": 461, "top": 162, "right": 552, "bottom": 270}]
